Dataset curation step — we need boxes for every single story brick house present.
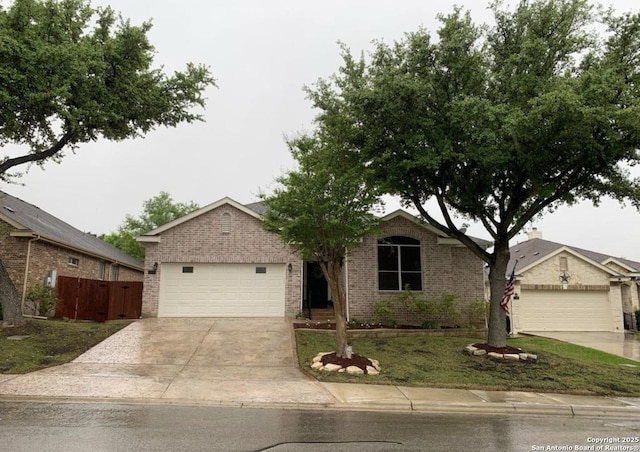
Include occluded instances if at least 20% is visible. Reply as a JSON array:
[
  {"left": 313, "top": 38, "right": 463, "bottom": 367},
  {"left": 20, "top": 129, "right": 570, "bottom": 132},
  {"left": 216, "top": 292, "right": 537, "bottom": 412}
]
[
  {"left": 0, "top": 191, "right": 144, "bottom": 316},
  {"left": 505, "top": 230, "right": 640, "bottom": 334},
  {"left": 137, "top": 197, "right": 490, "bottom": 323}
]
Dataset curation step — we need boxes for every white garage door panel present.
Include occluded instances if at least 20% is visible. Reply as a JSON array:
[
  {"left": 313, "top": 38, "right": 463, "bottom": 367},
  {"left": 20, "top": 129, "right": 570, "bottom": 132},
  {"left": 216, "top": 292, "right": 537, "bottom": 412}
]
[
  {"left": 516, "top": 290, "right": 610, "bottom": 332},
  {"left": 159, "top": 263, "right": 285, "bottom": 317}
]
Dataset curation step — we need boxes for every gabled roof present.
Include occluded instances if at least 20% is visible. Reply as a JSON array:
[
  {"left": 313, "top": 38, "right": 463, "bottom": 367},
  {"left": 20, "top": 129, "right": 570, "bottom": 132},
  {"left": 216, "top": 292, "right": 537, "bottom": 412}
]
[
  {"left": 139, "top": 197, "right": 262, "bottom": 239},
  {"left": 509, "top": 237, "right": 640, "bottom": 276},
  {"left": 0, "top": 191, "right": 143, "bottom": 270},
  {"left": 138, "top": 198, "right": 492, "bottom": 250},
  {"left": 380, "top": 209, "right": 493, "bottom": 248}
]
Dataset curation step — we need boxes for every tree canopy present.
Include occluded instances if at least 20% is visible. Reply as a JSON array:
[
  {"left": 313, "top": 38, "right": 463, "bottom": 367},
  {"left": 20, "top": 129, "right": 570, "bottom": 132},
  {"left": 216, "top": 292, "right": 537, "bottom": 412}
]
[
  {"left": 306, "top": 0, "right": 640, "bottom": 347},
  {"left": 103, "top": 192, "right": 199, "bottom": 261},
  {"left": 0, "top": 0, "right": 214, "bottom": 327},
  {"left": 0, "top": 0, "right": 215, "bottom": 181},
  {"left": 261, "top": 133, "right": 380, "bottom": 357}
]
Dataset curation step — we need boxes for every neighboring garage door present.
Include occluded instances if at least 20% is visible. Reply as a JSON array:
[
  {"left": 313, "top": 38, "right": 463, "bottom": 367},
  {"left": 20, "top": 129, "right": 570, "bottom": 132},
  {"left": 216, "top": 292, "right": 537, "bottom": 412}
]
[
  {"left": 158, "top": 263, "right": 285, "bottom": 317},
  {"left": 515, "top": 289, "right": 611, "bottom": 332}
]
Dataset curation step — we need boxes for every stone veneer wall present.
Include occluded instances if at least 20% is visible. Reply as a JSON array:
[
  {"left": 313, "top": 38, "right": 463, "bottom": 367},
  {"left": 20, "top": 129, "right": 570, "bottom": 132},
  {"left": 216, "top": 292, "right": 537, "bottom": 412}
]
[
  {"left": 515, "top": 250, "right": 625, "bottom": 331},
  {"left": 520, "top": 251, "right": 613, "bottom": 286},
  {"left": 141, "top": 204, "right": 302, "bottom": 317}
]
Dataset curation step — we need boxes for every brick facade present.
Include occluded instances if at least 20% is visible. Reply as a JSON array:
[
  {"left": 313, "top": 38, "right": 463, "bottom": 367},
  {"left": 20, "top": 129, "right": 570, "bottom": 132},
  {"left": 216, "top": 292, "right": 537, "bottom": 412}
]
[
  {"left": 140, "top": 203, "right": 302, "bottom": 317},
  {"left": 347, "top": 215, "right": 485, "bottom": 324},
  {"left": 1, "top": 220, "right": 143, "bottom": 316},
  {"left": 141, "top": 202, "right": 486, "bottom": 322}
]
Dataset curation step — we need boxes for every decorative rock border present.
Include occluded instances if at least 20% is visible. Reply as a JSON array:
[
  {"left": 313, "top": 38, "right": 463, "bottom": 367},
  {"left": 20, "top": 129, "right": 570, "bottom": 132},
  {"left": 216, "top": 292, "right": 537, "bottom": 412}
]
[
  {"left": 464, "top": 344, "right": 538, "bottom": 362},
  {"left": 311, "top": 352, "right": 382, "bottom": 375}
]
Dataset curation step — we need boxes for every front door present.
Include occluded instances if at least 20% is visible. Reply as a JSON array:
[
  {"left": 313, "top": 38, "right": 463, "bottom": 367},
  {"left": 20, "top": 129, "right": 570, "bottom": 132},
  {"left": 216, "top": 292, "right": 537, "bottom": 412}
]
[{"left": 304, "top": 261, "right": 330, "bottom": 309}]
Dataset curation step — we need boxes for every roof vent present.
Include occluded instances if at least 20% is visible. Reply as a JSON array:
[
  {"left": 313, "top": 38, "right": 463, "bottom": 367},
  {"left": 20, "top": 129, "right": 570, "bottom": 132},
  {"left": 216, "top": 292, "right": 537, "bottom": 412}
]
[
  {"left": 528, "top": 228, "right": 543, "bottom": 240},
  {"left": 3, "top": 206, "right": 15, "bottom": 213}
]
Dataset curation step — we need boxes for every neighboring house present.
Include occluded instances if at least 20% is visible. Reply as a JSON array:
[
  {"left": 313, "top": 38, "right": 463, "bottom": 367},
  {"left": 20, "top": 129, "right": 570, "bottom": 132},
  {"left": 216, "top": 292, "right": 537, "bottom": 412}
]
[
  {"left": 0, "top": 191, "right": 144, "bottom": 315},
  {"left": 506, "top": 230, "right": 640, "bottom": 334},
  {"left": 137, "top": 197, "right": 490, "bottom": 323}
]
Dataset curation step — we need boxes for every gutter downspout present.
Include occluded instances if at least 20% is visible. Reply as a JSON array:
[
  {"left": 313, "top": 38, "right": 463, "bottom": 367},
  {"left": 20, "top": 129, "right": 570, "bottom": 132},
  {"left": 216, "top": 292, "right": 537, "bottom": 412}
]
[
  {"left": 21, "top": 235, "right": 41, "bottom": 316},
  {"left": 345, "top": 252, "right": 350, "bottom": 322}
]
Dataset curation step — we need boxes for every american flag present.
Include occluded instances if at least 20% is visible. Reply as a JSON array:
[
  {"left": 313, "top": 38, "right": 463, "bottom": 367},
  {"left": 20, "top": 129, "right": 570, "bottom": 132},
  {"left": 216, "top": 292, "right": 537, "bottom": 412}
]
[{"left": 500, "top": 265, "right": 516, "bottom": 313}]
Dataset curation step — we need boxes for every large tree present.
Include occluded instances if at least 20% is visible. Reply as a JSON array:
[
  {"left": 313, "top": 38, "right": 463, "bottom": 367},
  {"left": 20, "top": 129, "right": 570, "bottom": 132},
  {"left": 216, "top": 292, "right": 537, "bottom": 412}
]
[
  {"left": 306, "top": 0, "right": 640, "bottom": 347},
  {"left": 261, "top": 133, "right": 380, "bottom": 358},
  {"left": 103, "top": 192, "right": 199, "bottom": 261},
  {"left": 0, "top": 0, "right": 215, "bottom": 327}
]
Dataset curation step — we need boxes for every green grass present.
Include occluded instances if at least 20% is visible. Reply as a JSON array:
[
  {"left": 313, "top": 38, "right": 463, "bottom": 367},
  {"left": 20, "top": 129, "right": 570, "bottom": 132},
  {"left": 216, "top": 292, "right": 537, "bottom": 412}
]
[
  {"left": 0, "top": 318, "right": 133, "bottom": 374},
  {"left": 295, "top": 331, "right": 640, "bottom": 396}
]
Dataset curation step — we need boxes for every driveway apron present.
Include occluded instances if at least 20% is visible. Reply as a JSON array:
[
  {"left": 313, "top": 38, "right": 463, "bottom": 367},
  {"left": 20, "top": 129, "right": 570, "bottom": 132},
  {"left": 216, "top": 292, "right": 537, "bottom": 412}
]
[
  {"left": 0, "top": 318, "right": 337, "bottom": 405},
  {"left": 524, "top": 331, "right": 640, "bottom": 362}
]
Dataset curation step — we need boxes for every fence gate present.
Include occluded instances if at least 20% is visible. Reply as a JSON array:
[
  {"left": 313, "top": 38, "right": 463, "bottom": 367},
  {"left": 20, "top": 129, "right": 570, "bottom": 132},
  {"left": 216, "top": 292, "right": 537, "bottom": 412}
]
[{"left": 54, "top": 276, "right": 142, "bottom": 322}]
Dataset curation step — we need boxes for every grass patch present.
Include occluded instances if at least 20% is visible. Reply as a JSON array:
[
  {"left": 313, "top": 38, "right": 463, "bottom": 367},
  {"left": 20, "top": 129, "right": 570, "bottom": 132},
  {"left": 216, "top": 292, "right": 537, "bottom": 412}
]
[
  {"left": 295, "top": 331, "right": 640, "bottom": 396},
  {"left": 1, "top": 318, "right": 133, "bottom": 374}
]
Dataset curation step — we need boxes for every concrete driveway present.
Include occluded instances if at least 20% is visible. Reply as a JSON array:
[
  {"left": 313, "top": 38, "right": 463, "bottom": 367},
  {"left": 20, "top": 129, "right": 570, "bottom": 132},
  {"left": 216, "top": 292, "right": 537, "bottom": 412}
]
[
  {"left": 0, "top": 318, "right": 337, "bottom": 404},
  {"left": 524, "top": 331, "right": 640, "bottom": 362}
]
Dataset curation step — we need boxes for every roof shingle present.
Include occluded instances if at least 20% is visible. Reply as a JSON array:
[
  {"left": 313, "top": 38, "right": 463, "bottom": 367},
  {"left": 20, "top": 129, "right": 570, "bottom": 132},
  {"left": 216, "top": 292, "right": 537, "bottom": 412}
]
[{"left": 0, "top": 191, "right": 143, "bottom": 270}]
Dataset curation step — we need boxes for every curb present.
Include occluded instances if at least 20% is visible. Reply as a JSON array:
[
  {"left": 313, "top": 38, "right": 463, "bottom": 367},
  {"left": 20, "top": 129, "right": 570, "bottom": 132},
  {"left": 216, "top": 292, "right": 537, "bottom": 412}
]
[{"left": 2, "top": 394, "right": 639, "bottom": 418}]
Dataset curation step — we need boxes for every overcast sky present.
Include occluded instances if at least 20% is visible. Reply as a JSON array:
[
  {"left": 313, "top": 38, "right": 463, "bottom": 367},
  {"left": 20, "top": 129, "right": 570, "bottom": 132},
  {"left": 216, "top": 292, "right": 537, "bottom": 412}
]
[{"left": 3, "top": 0, "right": 639, "bottom": 260}]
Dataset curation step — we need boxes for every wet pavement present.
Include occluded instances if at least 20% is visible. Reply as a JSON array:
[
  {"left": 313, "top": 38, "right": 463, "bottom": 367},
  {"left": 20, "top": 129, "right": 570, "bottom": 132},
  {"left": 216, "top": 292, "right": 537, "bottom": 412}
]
[
  {"left": 523, "top": 331, "right": 640, "bottom": 362},
  {"left": 0, "top": 318, "right": 639, "bottom": 417}
]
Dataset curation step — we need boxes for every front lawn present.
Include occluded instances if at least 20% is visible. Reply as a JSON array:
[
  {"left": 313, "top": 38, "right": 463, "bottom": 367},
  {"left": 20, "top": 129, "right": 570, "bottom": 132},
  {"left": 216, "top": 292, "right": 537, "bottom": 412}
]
[
  {"left": 0, "top": 319, "right": 133, "bottom": 374},
  {"left": 295, "top": 331, "right": 640, "bottom": 396}
]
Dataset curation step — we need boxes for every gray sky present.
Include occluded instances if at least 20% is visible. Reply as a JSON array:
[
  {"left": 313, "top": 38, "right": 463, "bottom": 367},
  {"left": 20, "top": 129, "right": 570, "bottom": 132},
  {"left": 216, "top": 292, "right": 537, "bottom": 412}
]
[{"left": 3, "top": 0, "right": 639, "bottom": 260}]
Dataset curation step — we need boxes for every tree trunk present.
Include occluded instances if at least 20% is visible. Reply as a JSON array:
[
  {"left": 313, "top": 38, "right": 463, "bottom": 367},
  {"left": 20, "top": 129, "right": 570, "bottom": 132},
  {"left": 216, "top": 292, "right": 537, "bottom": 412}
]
[
  {"left": 319, "top": 259, "right": 350, "bottom": 358},
  {"left": 0, "top": 260, "right": 25, "bottom": 327},
  {"left": 486, "top": 243, "right": 510, "bottom": 348}
]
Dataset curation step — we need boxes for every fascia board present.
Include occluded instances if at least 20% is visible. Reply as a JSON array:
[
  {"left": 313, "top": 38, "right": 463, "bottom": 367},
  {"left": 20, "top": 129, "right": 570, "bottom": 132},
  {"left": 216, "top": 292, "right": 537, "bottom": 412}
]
[{"left": 144, "top": 197, "right": 262, "bottom": 236}]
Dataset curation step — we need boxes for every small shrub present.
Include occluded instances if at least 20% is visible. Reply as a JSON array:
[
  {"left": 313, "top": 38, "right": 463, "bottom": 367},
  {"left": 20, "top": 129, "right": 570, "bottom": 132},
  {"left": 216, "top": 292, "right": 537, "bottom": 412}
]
[
  {"left": 430, "top": 292, "right": 462, "bottom": 327},
  {"left": 373, "top": 300, "right": 397, "bottom": 327},
  {"left": 421, "top": 320, "right": 439, "bottom": 329},
  {"left": 465, "top": 300, "right": 489, "bottom": 328},
  {"left": 409, "top": 291, "right": 461, "bottom": 327},
  {"left": 25, "top": 284, "right": 57, "bottom": 317}
]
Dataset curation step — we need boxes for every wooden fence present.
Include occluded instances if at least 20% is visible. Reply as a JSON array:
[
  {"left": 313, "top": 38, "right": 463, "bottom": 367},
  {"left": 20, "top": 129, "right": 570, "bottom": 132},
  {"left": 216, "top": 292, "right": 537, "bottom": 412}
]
[{"left": 54, "top": 276, "right": 142, "bottom": 322}]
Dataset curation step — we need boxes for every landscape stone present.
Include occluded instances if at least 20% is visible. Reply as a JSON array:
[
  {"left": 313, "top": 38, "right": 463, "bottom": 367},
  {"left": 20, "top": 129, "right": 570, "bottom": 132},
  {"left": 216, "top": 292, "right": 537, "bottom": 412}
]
[
  {"left": 323, "top": 363, "right": 342, "bottom": 372},
  {"left": 346, "top": 366, "right": 364, "bottom": 374},
  {"left": 488, "top": 352, "right": 503, "bottom": 359},
  {"left": 473, "top": 349, "right": 487, "bottom": 356},
  {"left": 465, "top": 345, "right": 478, "bottom": 354},
  {"left": 366, "top": 366, "right": 380, "bottom": 375},
  {"left": 311, "top": 361, "right": 324, "bottom": 370},
  {"left": 503, "top": 354, "right": 520, "bottom": 361}
]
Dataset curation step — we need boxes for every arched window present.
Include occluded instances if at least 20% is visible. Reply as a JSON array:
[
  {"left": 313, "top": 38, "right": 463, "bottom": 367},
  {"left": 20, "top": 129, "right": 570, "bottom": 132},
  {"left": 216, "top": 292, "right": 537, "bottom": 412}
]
[
  {"left": 377, "top": 236, "right": 422, "bottom": 291},
  {"left": 221, "top": 213, "right": 231, "bottom": 233}
]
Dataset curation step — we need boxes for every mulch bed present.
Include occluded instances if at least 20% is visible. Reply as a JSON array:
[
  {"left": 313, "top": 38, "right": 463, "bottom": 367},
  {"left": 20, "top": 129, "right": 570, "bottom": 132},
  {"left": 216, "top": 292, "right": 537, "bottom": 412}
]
[
  {"left": 320, "top": 352, "right": 374, "bottom": 373},
  {"left": 472, "top": 343, "right": 523, "bottom": 355}
]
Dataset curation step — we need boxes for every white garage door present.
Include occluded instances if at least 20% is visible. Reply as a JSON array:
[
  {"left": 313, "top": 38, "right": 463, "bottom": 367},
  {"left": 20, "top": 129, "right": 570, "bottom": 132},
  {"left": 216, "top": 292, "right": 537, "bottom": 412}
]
[
  {"left": 158, "top": 263, "right": 285, "bottom": 317},
  {"left": 515, "top": 290, "right": 611, "bottom": 332}
]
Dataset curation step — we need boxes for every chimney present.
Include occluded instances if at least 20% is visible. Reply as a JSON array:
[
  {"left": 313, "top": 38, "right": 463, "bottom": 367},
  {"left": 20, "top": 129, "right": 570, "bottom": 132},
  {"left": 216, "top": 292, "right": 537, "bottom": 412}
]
[{"left": 528, "top": 228, "right": 543, "bottom": 240}]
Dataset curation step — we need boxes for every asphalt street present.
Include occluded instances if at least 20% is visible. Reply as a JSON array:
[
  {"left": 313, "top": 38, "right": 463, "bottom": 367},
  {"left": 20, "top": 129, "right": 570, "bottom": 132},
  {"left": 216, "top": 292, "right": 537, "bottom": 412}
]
[{"left": 1, "top": 401, "right": 639, "bottom": 451}]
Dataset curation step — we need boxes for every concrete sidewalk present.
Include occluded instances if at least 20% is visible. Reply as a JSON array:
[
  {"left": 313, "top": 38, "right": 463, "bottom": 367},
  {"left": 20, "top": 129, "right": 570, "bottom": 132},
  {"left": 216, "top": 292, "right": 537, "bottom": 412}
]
[{"left": 1, "top": 318, "right": 639, "bottom": 417}]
